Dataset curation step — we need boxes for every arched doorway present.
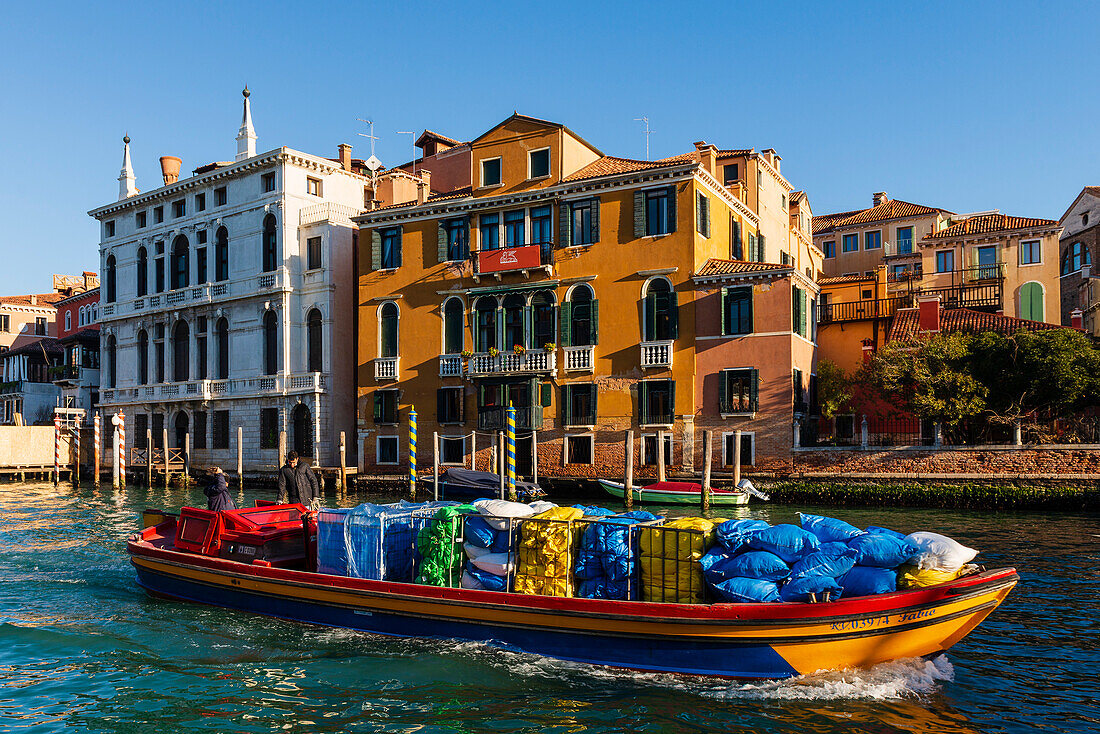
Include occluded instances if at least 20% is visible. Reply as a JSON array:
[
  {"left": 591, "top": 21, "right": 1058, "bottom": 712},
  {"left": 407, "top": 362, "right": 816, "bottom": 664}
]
[
  {"left": 292, "top": 403, "right": 313, "bottom": 458},
  {"left": 174, "top": 412, "right": 188, "bottom": 450}
]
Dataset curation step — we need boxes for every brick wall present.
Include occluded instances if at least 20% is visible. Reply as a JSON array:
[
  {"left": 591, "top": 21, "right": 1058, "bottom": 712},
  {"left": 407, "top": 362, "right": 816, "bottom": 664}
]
[{"left": 785, "top": 447, "right": 1100, "bottom": 476}]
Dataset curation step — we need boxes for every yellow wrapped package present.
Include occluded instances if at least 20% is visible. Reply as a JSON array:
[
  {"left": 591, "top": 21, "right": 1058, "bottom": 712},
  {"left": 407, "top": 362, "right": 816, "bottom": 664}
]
[
  {"left": 513, "top": 506, "right": 584, "bottom": 597},
  {"left": 639, "top": 517, "right": 715, "bottom": 603},
  {"left": 896, "top": 563, "right": 964, "bottom": 589}
]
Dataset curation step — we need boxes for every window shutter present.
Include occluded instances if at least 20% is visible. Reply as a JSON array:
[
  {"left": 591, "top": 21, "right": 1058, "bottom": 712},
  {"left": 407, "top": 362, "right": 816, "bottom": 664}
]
[
  {"left": 522, "top": 305, "right": 533, "bottom": 349},
  {"left": 633, "top": 190, "right": 645, "bottom": 238},
  {"left": 436, "top": 388, "right": 445, "bottom": 422},
  {"left": 757, "top": 232, "right": 765, "bottom": 263},
  {"left": 703, "top": 196, "right": 712, "bottom": 238},
  {"left": 638, "top": 381, "right": 648, "bottom": 423},
  {"left": 540, "top": 382, "right": 552, "bottom": 407},
  {"left": 669, "top": 380, "right": 676, "bottom": 422},
  {"left": 750, "top": 369, "right": 759, "bottom": 412},
  {"left": 696, "top": 194, "right": 703, "bottom": 235},
  {"left": 395, "top": 228, "right": 403, "bottom": 267},
  {"left": 800, "top": 289, "right": 808, "bottom": 337},
  {"left": 559, "top": 204, "right": 571, "bottom": 247},
  {"left": 792, "top": 286, "right": 799, "bottom": 334},
  {"left": 720, "top": 288, "right": 728, "bottom": 336},
  {"left": 373, "top": 392, "right": 382, "bottom": 421},
  {"left": 589, "top": 384, "right": 598, "bottom": 424},
  {"left": 560, "top": 301, "right": 572, "bottom": 347},
  {"left": 644, "top": 292, "right": 656, "bottom": 341},
  {"left": 718, "top": 369, "right": 728, "bottom": 412},
  {"left": 529, "top": 380, "right": 543, "bottom": 428},
  {"left": 590, "top": 299, "right": 599, "bottom": 345},
  {"left": 666, "top": 185, "right": 677, "bottom": 232},
  {"left": 669, "top": 290, "right": 679, "bottom": 339},
  {"left": 371, "top": 230, "right": 381, "bottom": 271},
  {"left": 562, "top": 385, "right": 572, "bottom": 425},
  {"left": 746, "top": 288, "right": 755, "bottom": 334},
  {"left": 732, "top": 218, "right": 742, "bottom": 259},
  {"left": 591, "top": 197, "right": 601, "bottom": 243},
  {"left": 437, "top": 221, "right": 448, "bottom": 263}
]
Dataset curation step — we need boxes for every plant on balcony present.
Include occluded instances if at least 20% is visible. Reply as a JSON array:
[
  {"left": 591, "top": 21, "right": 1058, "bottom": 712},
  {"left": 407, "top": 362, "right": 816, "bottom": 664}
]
[
  {"left": 543, "top": 342, "right": 556, "bottom": 352},
  {"left": 513, "top": 344, "right": 526, "bottom": 355},
  {"left": 460, "top": 349, "right": 473, "bottom": 358},
  {"left": 487, "top": 347, "right": 499, "bottom": 357},
  {"left": 48, "top": 366, "right": 65, "bottom": 378}
]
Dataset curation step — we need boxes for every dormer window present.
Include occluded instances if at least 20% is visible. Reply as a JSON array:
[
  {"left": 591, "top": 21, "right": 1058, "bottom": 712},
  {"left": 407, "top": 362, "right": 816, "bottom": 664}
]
[
  {"left": 1083, "top": 213, "right": 1090, "bottom": 227},
  {"left": 306, "top": 177, "right": 322, "bottom": 197},
  {"left": 528, "top": 148, "right": 550, "bottom": 179},
  {"left": 481, "top": 157, "right": 502, "bottom": 187}
]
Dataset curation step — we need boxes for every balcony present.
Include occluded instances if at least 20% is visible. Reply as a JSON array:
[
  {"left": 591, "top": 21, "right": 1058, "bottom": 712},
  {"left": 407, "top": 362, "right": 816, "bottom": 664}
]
[
  {"left": 562, "top": 345, "right": 594, "bottom": 372},
  {"left": 375, "top": 357, "right": 399, "bottom": 380},
  {"left": 640, "top": 340, "right": 673, "bottom": 369},
  {"left": 439, "top": 354, "right": 464, "bottom": 378},
  {"left": 477, "top": 406, "right": 541, "bottom": 431},
  {"left": 467, "top": 349, "right": 555, "bottom": 376},
  {"left": 472, "top": 242, "right": 554, "bottom": 280},
  {"left": 99, "top": 372, "right": 325, "bottom": 406},
  {"left": 818, "top": 297, "right": 905, "bottom": 324},
  {"left": 102, "top": 268, "right": 293, "bottom": 322}
]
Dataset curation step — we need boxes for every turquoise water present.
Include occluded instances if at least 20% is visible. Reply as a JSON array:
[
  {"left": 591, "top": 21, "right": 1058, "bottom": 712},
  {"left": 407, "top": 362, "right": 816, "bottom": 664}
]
[{"left": 2, "top": 481, "right": 1098, "bottom": 733}]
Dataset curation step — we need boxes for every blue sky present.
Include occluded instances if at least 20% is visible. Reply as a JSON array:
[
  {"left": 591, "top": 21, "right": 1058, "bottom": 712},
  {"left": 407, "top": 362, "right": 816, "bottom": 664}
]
[{"left": 1, "top": 1, "right": 1096, "bottom": 295}]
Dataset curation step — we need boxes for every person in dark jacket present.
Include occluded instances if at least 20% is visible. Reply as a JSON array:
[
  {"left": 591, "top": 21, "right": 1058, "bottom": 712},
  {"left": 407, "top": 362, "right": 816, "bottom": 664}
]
[
  {"left": 204, "top": 467, "right": 235, "bottom": 512},
  {"left": 293, "top": 457, "right": 321, "bottom": 507},
  {"left": 276, "top": 451, "right": 299, "bottom": 504}
]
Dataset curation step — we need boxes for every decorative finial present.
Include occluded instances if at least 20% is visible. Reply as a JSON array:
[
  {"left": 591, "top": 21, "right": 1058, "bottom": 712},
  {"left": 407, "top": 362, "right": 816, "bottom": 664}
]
[
  {"left": 123, "top": 134, "right": 130, "bottom": 144},
  {"left": 243, "top": 86, "right": 250, "bottom": 98},
  {"left": 236, "top": 86, "right": 257, "bottom": 162}
]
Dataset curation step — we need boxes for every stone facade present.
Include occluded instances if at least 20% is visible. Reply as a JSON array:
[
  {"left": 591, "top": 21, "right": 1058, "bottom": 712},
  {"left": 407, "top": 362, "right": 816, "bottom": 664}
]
[{"left": 1057, "top": 187, "right": 1100, "bottom": 333}]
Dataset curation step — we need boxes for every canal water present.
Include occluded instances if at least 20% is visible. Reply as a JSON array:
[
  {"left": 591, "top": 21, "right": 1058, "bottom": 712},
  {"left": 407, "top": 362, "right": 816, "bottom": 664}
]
[{"left": 2, "top": 481, "right": 1097, "bottom": 733}]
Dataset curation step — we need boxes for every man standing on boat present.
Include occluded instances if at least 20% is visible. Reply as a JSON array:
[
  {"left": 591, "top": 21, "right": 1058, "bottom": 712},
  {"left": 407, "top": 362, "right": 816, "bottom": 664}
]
[
  {"left": 293, "top": 456, "right": 321, "bottom": 510},
  {"left": 276, "top": 451, "right": 299, "bottom": 504},
  {"left": 204, "top": 467, "right": 235, "bottom": 512}
]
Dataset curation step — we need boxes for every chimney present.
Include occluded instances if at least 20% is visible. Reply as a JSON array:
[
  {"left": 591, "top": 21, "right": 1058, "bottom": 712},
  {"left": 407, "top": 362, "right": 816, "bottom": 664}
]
[
  {"left": 873, "top": 191, "right": 889, "bottom": 207},
  {"left": 1071, "top": 309, "right": 1084, "bottom": 329},
  {"left": 693, "top": 141, "right": 718, "bottom": 177},
  {"left": 861, "top": 338, "right": 875, "bottom": 364},
  {"left": 762, "top": 149, "right": 781, "bottom": 173},
  {"left": 338, "top": 143, "right": 353, "bottom": 171},
  {"left": 160, "top": 156, "right": 182, "bottom": 185},
  {"left": 30, "top": 295, "right": 36, "bottom": 306},
  {"left": 918, "top": 296, "right": 941, "bottom": 333},
  {"left": 417, "top": 169, "right": 432, "bottom": 204}
]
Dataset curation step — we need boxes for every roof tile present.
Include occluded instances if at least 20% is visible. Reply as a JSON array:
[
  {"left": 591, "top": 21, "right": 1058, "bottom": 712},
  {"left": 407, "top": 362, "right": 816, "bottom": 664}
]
[
  {"left": 696, "top": 258, "right": 789, "bottom": 277},
  {"left": 888, "top": 307, "right": 1066, "bottom": 341},
  {"left": 814, "top": 199, "right": 951, "bottom": 235},
  {"left": 922, "top": 213, "right": 1058, "bottom": 240}
]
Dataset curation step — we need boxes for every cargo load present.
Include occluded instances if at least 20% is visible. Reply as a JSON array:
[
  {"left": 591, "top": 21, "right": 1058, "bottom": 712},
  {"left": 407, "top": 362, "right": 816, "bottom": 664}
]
[
  {"left": 639, "top": 517, "right": 715, "bottom": 603},
  {"left": 415, "top": 504, "right": 477, "bottom": 587},
  {"left": 513, "top": 506, "right": 585, "bottom": 597},
  {"left": 575, "top": 511, "right": 662, "bottom": 600}
]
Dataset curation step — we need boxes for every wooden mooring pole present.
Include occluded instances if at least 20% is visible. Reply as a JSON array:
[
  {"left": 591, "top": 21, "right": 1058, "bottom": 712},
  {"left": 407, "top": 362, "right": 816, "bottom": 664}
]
[
  {"left": 733, "top": 429, "right": 742, "bottom": 487},
  {"left": 624, "top": 429, "right": 634, "bottom": 511},
  {"left": 184, "top": 431, "right": 191, "bottom": 485},
  {"left": 237, "top": 426, "right": 244, "bottom": 489},
  {"left": 339, "top": 431, "right": 347, "bottom": 496},
  {"left": 72, "top": 419, "right": 81, "bottom": 485},
  {"left": 701, "top": 430, "right": 713, "bottom": 515},
  {"left": 146, "top": 429, "right": 153, "bottom": 487},
  {"left": 656, "top": 430, "right": 666, "bottom": 483},
  {"left": 432, "top": 431, "right": 440, "bottom": 502}
]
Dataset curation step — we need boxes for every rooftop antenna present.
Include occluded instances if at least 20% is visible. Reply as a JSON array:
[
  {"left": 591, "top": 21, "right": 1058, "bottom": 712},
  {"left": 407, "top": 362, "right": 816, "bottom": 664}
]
[
  {"left": 356, "top": 118, "right": 383, "bottom": 191},
  {"left": 397, "top": 130, "right": 417, "bottom": 176},
  {"left": 634, "top": 116, "right": 653, "bottom": 161}
]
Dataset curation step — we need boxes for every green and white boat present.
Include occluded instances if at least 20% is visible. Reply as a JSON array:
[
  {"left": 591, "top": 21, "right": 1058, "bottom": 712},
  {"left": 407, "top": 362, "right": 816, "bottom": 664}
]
[{"left": 597, "top": 479, "right": 765, "bottom": 506}]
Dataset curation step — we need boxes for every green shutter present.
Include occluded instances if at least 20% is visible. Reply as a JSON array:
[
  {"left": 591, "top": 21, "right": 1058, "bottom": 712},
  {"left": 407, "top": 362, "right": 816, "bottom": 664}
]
[
  {"left": 591, "top": 197, "right": 600, "bottom": 243},
  {"left": 633, "top": 190, "right": 645, "bottom": 238},
  {"left": 437, "top": 221, "right": 448, "bottom": 263},
  {"left": 395, "top": 227, "right": 403, "bottom": 268},
  {"left": 562, "top": 385, "right": 572, "bottom": 425},
  {"left": 720, "top": 288, "right": 729, "bottom": 336},
  {"left": 669, "top": 380, "right": 676, "bottom": 422},
  {"left": 668, "top": 290, "right": 679, "bottom": 339},
  {"left": 371, "top": 230, "right": 381, "bottom": 271},
  {"left": 718, "top": 369, "right": 728, "bottom": 412},
  {"left": 747, "top": 233, "right": 756, "bottom": 262},
  {"left": 704, "top": 196, "right": 712, "bottom": 238},
  {"left": 666, "top": 185, "right": 677, "bottom": 233},
  {"left": 732, "top": 218, "right": 742, "bottom": 259},
  {"left": 373, "top": 392, "right": 382, "bottom": 421},
  {"left": 746, "top": 287, "right": 754, "bottom": 334},
  {"left": 757, "top": 231, "right": 765, "bottom": 263},
  {"left": 522, "top": 305, "right": 533, "bottom": 349},
  {"left": 750, "top": 369, "right": 759, "bottom": 412},
  {"left": 801, "top": 289, "right": 808, "bottom": 337},
  {"left": 644, "top": 292, "right": 656, "bottom": 341},
  {"left": 696, "top": 194, "right": 703, "bottom": 235},
  {"left": 540, "top": 381, "right": 552, "bottom": 407},
  {"left": 638, "top": 381, "right": 648, "bottom": 423},
  {"left": 559, "top": 204, "right": 571, "bottom": 247},
  {"left": 589, "top": 384, "right": 598, "bottom": 424},
  {"left": 590, "top": 299, "right": 599, "bottom": 345},
  {"left": 560, "top": 301, "right": 572, "bottom": 347}
]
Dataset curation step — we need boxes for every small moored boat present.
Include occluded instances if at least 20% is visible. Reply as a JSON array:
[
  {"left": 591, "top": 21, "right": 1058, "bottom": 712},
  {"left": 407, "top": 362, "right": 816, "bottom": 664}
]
[{"left": 598, "top": 479, "right": 759, "bottom": 506}]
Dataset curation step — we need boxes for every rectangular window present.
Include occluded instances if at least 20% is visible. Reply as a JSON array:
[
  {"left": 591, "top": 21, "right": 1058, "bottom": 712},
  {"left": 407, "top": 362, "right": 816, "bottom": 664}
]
[
  {"left": 262, "top": 172, "right": 276, "bottom": 192},
  {"left": 842, "top": 234, "right": 858, "bottom": 253},
  {"left": 134, "top": 414, "right": 149, "bottom": 448},
  {"left": 197, "top": 229, "right": 207, "bottom": 245},
  {"left": 975, "top": 245, "right": 999, "bottom": 279},
  {"left": 723, "top": 432, "right": 755, "bottom": 467},
  {"left": 195, "top": 193, "right": 206, "bottom": 212},
  {"left": 260, "top": 408, "right": 278, "bottom": 449},
  {"left": 720, "top": 368, "right": 758, "bottom": 414},
  {"left": 481, "top": 157, "right": 502, "bottom": 187},
  {"left": 307, "top": 237, "right": 322, "bottom": 270},
  {"left": 864, "top": 230, "right": 881, "bottom": 250},
  {"left": 638, "top": 379, "right": 674, "bottom": 425},
  {"left": 722, "top": 287, "right": 753, "bottom": 336},
  {"left": 155, "top": 258, "right": 165, "bottom": 293},
  {"left": 570, "top": 200, "right": 594, "bottom": 246},
  {"left": 565, "top": 435, "right": 594, "bottom": 464},
  {"left": 35, "top": 317, "right": 46, "bottom": 336},
  {"left": 195, "top": 247, "right": 207, "bottom": 284},
  {"left": 377, "top": 435, "right": 399, "bottom": 464},
  {"left": 441, "top": 436, "right": 465, "bottom": 465},
  {"left": 723, "top": 163, "right": 739, "bottom": 185},
  {"left": 696, "top": 192, "right": 711, "bottom": 237},
  {"left": 645, "top": 188, "right": 670, "bottom": 235},
  {"left": 213, "top": 411, "right": 229, "bottom": 449},
  {"left": 437, "top": 387, "right": 464, "bottom": 424},
  {"left": 306, "top": 177, "right": 322, "bottom": 196},
  {"left": 528, "top": 148, "right": 550, "bottom": 179},
  {"left": 824, "top": 240, "right": 836, "bottom": 259},
  {"left": 1020, "top": 239, "right": 1041, "bottom": 265},
  {"left": 642, "top": 433, "right": 673, "bottom": 466},
  {"left": 479, "top": 213, "right": 500, "bottom": 251},
  {"left": 105, "top": 221, "right": 115, "bottom": 237},
  {"left": 374, "top": 389, "right": 399, "bottom": 424},
  {"left": 0, "top": 315, "right": 9, "bottom": 332},
  {"left": 380, "top": 228, "right": 401, "bottom": 269},
  {"left": 936, "top": 250, "right": 955, "bottom": 273},
  {"left": 530, "top": 205, "right": 552, "bottom": 245},
  {"left": 504, "top": 209, "right": 525, "bottom": 248},
  {"left": 193, "top": 411, "right": 207, "bottom": 449},
  {"left": 896, "top": 226, "right": 913, "bottom": 254},
  {"left": 444, "top": 219, "right": 469, "bottom": 261},
  {"left": 172, "top": 200, "right": 185, "bottom": 218},
  {"left": 562, "top": 384, "right": 597, "bottom": 427},
  {"left": 793, "top": 367, "right": 805, "bottom": 411},
  {"left": 154, "top": 206, "right": 164, "bottom": 223},
  {"left": 215, "top": 187, "right": 227, "bottom": 206},
  {"left": 136, "top": 211, "right": 147, "bottom": 228}
]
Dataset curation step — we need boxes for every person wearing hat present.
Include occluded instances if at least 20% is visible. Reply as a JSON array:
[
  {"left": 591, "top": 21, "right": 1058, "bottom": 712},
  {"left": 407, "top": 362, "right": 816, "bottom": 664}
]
[{"left": 204, "top": 467, "right": 235, "bottom": 512}]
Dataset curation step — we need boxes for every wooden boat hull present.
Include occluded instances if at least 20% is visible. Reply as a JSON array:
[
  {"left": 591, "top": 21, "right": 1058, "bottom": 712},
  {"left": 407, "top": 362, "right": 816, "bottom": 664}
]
[
  {"left": 128, "top": 529, "right": 1017, "bottom": 679},
  {"left": 598, "top": 479, "right": 750, "bottom": 506}
]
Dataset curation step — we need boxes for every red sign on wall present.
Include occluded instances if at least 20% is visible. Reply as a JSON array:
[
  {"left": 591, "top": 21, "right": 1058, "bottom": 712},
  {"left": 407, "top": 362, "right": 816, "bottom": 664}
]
[{"left": 478, "top": 245, "right": 542, "bottom": 273}]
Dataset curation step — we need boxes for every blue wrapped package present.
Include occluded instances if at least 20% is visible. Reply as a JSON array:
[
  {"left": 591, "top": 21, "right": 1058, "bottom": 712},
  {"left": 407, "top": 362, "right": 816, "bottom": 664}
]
[
  {"left": 344, "top": 501, "right": 453, "bottom": 582},
  {"left": 464, "top": 516, "right": 496, "bottom": 548},
  {"left": 571, "top": 504, "right": 616, "bottom": 517},
  {"left": 747, "top": 524, "right": 820, "bottom": 563},
  {"left": 847, "top": 533, "right": 919, "bottom": 568},
  {"left": 573, "top": 510, "right": 660, "bottom": 600},
  {"left": 701, "top": 550, "right": 790, "bottom": 583},
  {"left": 715, "top": 519, "right": 771, "bottom": 552},
  {"left": 788, "top": 548, "right": 858, "bottom": 581},
  {"left": 780, "top": 575, "right": 843, "bottom": 602},
  {"left": 465, "top": 562, "right": 508, "bottom": 591},
  {"left": 839, "top": 565, "right": 897, "bottom": 597},
  {"left": 819, "top": 541, "right": 851, "bottom": 556},
  {"left": 865, "top": 525, "right": 907, "bottom": 540},
  {"left": 317, "top": 508, "right": 353, "bottom": 576},
  {"left": 712, "top": 577, "right": 781, "bottom": 603},
  {"left": 798, "top": 513, "right": 865, "bottom": 543}
]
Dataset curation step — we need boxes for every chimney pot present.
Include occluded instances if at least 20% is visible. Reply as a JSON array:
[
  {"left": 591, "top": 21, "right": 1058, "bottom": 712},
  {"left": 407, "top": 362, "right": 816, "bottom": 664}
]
[
  {"left": 30, "top": 295, "right": 36, "bottom": 306},
  {"left": 1071, "top": 309, "right": 1084, "bottom": 329},
  {"left": 338, "top": 143, "right": 353, "bottom": 171},
  {"left": 873, "top": 191, "right": 889, "bottom": 206},
  {"left": 694, "top": 141, "right": 718, "bottom": 177},
  {"left": 918, "top": 296, "right": 941, "bottom": 333},
  {"left": 160, "top": 156, "right": 182, "bottom": 185},
  {"left": 417, "top": 169, "right": 432, "bottom": 204}
]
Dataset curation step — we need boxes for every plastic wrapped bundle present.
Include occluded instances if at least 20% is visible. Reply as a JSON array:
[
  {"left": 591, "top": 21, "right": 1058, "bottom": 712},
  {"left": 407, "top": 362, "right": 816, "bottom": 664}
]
[
  {"left": 415, "top": 504, "right": 477, "bottom": 587},
  {"left": 514, "top": 506, "right": 585, "bottom": 597},
  {"left": 316, "top": 508, "right": 353, "bottom": 576},
  {"left": 639, "top": 517, "right": 715, "bottom": 603},
  {"left": 575, "top": 510, "right": 660, "bottom": 600},
  {"left": 344, "top": 501, "right": 453, "bottom": 582}
]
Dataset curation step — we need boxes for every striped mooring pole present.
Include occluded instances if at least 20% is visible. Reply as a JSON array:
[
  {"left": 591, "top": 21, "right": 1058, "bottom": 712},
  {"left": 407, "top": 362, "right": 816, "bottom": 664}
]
[
  {"left": 72, "top": 417, "right": 81, "bottom": 485},
  {"left": 505, "top": 402, "right": 517, "bottom": 502},
  {"left": 93, "top": 413, "right": 101, "bottom": 487},
  {"left": 117, "top": 411, "right": 126, "bottom": 488},
  {"left": 53, "top": 413, "right": 61, "bottom": 486},
  {"left": 408, "top": 406, "right": 417, "bottom": 498}
]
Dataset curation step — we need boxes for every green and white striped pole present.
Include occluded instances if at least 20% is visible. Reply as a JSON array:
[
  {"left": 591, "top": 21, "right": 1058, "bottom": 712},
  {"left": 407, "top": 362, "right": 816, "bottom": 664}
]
[
  {"left": 506, "top": 402, "right": 517, "bottom": 502},
  {"left": 408, "top": 406, "right": 417, "bottom": 499}
]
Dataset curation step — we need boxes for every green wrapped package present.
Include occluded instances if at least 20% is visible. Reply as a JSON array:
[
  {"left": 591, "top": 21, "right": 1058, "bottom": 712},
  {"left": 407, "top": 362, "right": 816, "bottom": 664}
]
[{"left": 416, "top": 504, "right": 477, "bottom": 587}]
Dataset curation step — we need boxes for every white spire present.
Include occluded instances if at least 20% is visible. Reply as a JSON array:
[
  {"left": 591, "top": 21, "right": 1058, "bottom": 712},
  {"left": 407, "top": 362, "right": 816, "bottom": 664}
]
[
  {"left": 118, "top": 135, "right": 138, "bottom": 199},
  {"left": 236, "top": 86, "right": 257, "bottom": 161}
]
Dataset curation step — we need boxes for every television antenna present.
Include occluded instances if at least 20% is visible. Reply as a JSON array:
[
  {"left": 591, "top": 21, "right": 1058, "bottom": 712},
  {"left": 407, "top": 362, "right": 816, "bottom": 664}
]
[
  {"left": 634, "top": 116, "right": 654, "bottom": 161},
  {"left": 397, "top": 130, "right": 417, "bottom": 176},
  {"left": 356, "top": 118, "right": 383, "bottom": 190}
]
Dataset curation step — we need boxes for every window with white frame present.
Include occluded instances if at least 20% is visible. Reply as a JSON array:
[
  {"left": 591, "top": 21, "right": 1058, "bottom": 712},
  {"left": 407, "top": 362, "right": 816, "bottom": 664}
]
[
  {"left": 642, "top": 432, "right": 673, "bottom": 466},
  {"left": 306, "top": 177, "right": 322, "bottom": 197},
  {"left": 722, "top": 431, "right": 755, "bottom": 466},
  {"left": 564, "top": 433, "right": 594, "bottom": 464},
  {"left": 480, "top": 157, "right": 502, "bottom": 187},
  {"left": 528, "top": 148, "right": 550, "bottom": 179},
  {"left": 1020, "top": 240, "right": 1041, "bottom": 265},
  {"left": 65, "top": 311, "right": 71, "bottom": 331},
  {"left": 440, "top": 435, "right": 466, "bottom": 465},
  {"left": 377, "top": 435, "right": 399, "bottom": 465}
]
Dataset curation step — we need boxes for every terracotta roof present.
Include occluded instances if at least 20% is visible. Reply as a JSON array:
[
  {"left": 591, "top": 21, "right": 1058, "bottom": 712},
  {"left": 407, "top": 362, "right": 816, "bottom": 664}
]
[
  {"left": 789, "top": 190, "right": 805, "bottom": 205},
  {"left": 695, "top": 259, "right": 789, "bottom": 277},
  {"left": 814, "top": 199, "right": 951, "bottom": 236},
  {"left": 654, "top": 149, "right": 753, "bottom": 166},
  {"left": 812, "top": 210, "right": 863, "bottom": 235},
  {"left": 3, "top": 337, "right": 63, "bottom": 358},
  {"left": 923, "top": 213, "right": 1059, "bottom": 240},
  {"left": 0, "top": 293, "right": 63, "bottom": 309},
  {"left": 818, "top": 273, "right": 874, "bottom": 285},
  {"left": 888, "top": 307, "right": 1066, "bottom": 341},
  {"left": 562, "top": 155, "right": 686, "bottom": 182},
  {"left": 416, "top": 129, "right": 461, "bottom": 147}
]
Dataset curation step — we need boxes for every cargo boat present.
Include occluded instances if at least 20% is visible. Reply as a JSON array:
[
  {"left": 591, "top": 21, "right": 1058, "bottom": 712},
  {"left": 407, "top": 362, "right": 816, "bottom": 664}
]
[{"left": 128, "top": 505, "right": 1018, "bottom": 679}]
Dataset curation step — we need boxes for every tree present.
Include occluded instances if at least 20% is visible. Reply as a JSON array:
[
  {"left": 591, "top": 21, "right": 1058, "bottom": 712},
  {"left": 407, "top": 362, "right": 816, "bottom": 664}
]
[{"left": 815, "top": 359, "right": 851, "bottom": 419}]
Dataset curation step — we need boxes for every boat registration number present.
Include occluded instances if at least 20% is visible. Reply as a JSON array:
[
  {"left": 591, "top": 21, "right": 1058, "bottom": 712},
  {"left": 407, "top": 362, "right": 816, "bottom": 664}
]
[{"left": 829, "top": 608, "right": 936, "bottom": 632}]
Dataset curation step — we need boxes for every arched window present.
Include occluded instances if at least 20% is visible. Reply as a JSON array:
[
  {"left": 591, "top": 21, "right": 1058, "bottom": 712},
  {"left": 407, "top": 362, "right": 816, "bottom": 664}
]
[
  {"left": 293, "top": 403, "right": 313, "bottom": 457},
  {"left": 106, "top": 335, "right": 116, "bottom": 388},
  {"left": 1062, "top": 242, "right": 1093, "bottom": 275},
  {"left": 475, "top": 297, "right": 497, "bottom": 352},
  {"left": 443, "top": 298, "right": 464, "bottom": 354},
  {"left": 643, "top": 278, "right": 678, "bottom": 341},
  {"left": 1020, "top": 282, "right": 1045, "bottom": 322},
  {"left": 137, "top": 329, "right": 149, "bottom": 385},
  {"left": 137, "top": 247, "right": 148, "bottom": 296},
  {"left": 215, "top": 227, "right": 229, "bottom": 282},
  {"left": 104, "top": 255, "right": 116, "bottom": 303},
  {"left": 532, "top": 291, "right": 556, "bottom": 349},
  {"left": 307, "top": 308, "right": 323, "bottom": 373},
  {"left": 170, "top": 235, "right": 189, "bottom": 290},
  {"left": 215, "top": 318, "right": 229, "bottom": 379},
  {"left": 172, "top": 320, "right": 190, "bottom": 382},
  {"left": 65, "top": 310, "right": 71, "bottom": 331},
  {"left": 262, "top": 214, "right": 278, "bottom": 272},
  {"left": 263, "top": 310, "right": 278, "bottom": 375},
  {"left": 79, "top": 306, "right": 86, "bottom": 327},
  {"left": 565, "top": 284, "right": 596, "bottom": 347},
  {"left": 91, "top": 303, "right": 97, "bottom": 322},
  {"left": 503, "top": 294, "right": 526, "bottom": 350},
  {"left": 380, "top": 302, "right": 399, "bottom": 358}
]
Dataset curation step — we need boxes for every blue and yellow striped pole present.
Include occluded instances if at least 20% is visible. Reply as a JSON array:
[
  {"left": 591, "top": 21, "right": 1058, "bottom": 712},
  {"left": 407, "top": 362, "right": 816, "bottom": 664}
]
[
  {"left": 506, "top": 402, "right": 517, "bottom": 502},
  {"left": 408, "top": 406, "right": 418, "bottom": 499}
]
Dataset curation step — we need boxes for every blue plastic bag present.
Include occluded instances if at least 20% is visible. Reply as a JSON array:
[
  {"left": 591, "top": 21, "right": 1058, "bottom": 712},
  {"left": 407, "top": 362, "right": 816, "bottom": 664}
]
[
  {"left": 780, "top": 575, "right": 843, "bottom": 603},
  {"left": 747, "top": 524, "right": 820, "bottom": 563},
  {"left": 704, "top": 550, "right": 790, "bottom": 583},
  {"left": 712, "top": 577, "right": 781, "bottom": 603},
  {"left": 838, "top": 565, "right": 897, "bottom": 597},
  {"left": 464, "top": 516, "right": 496, "bottom": 548},
  {"left": 818, "top": 541, "right": 851, "bottom": 556},
  {"left": 865, "top": 525, "right": 907, "bottom": 540},
  {"left": 571, "top": 504, "right": 616, "bottom": 517},
  {"left": 788, "top": 548, "right": 858, "bottom": 581},
  {"left": 847, "top": 533, "right": 919, "bottom": 568},
  {"left": 465, "top": 562, "right": 508, "bottom": 591},
  {"left": 715, "top": 519, "right": 771, "bottom": 552},
  {"left": 798, "top": 513, "right": 865, "bottom": 543}
]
